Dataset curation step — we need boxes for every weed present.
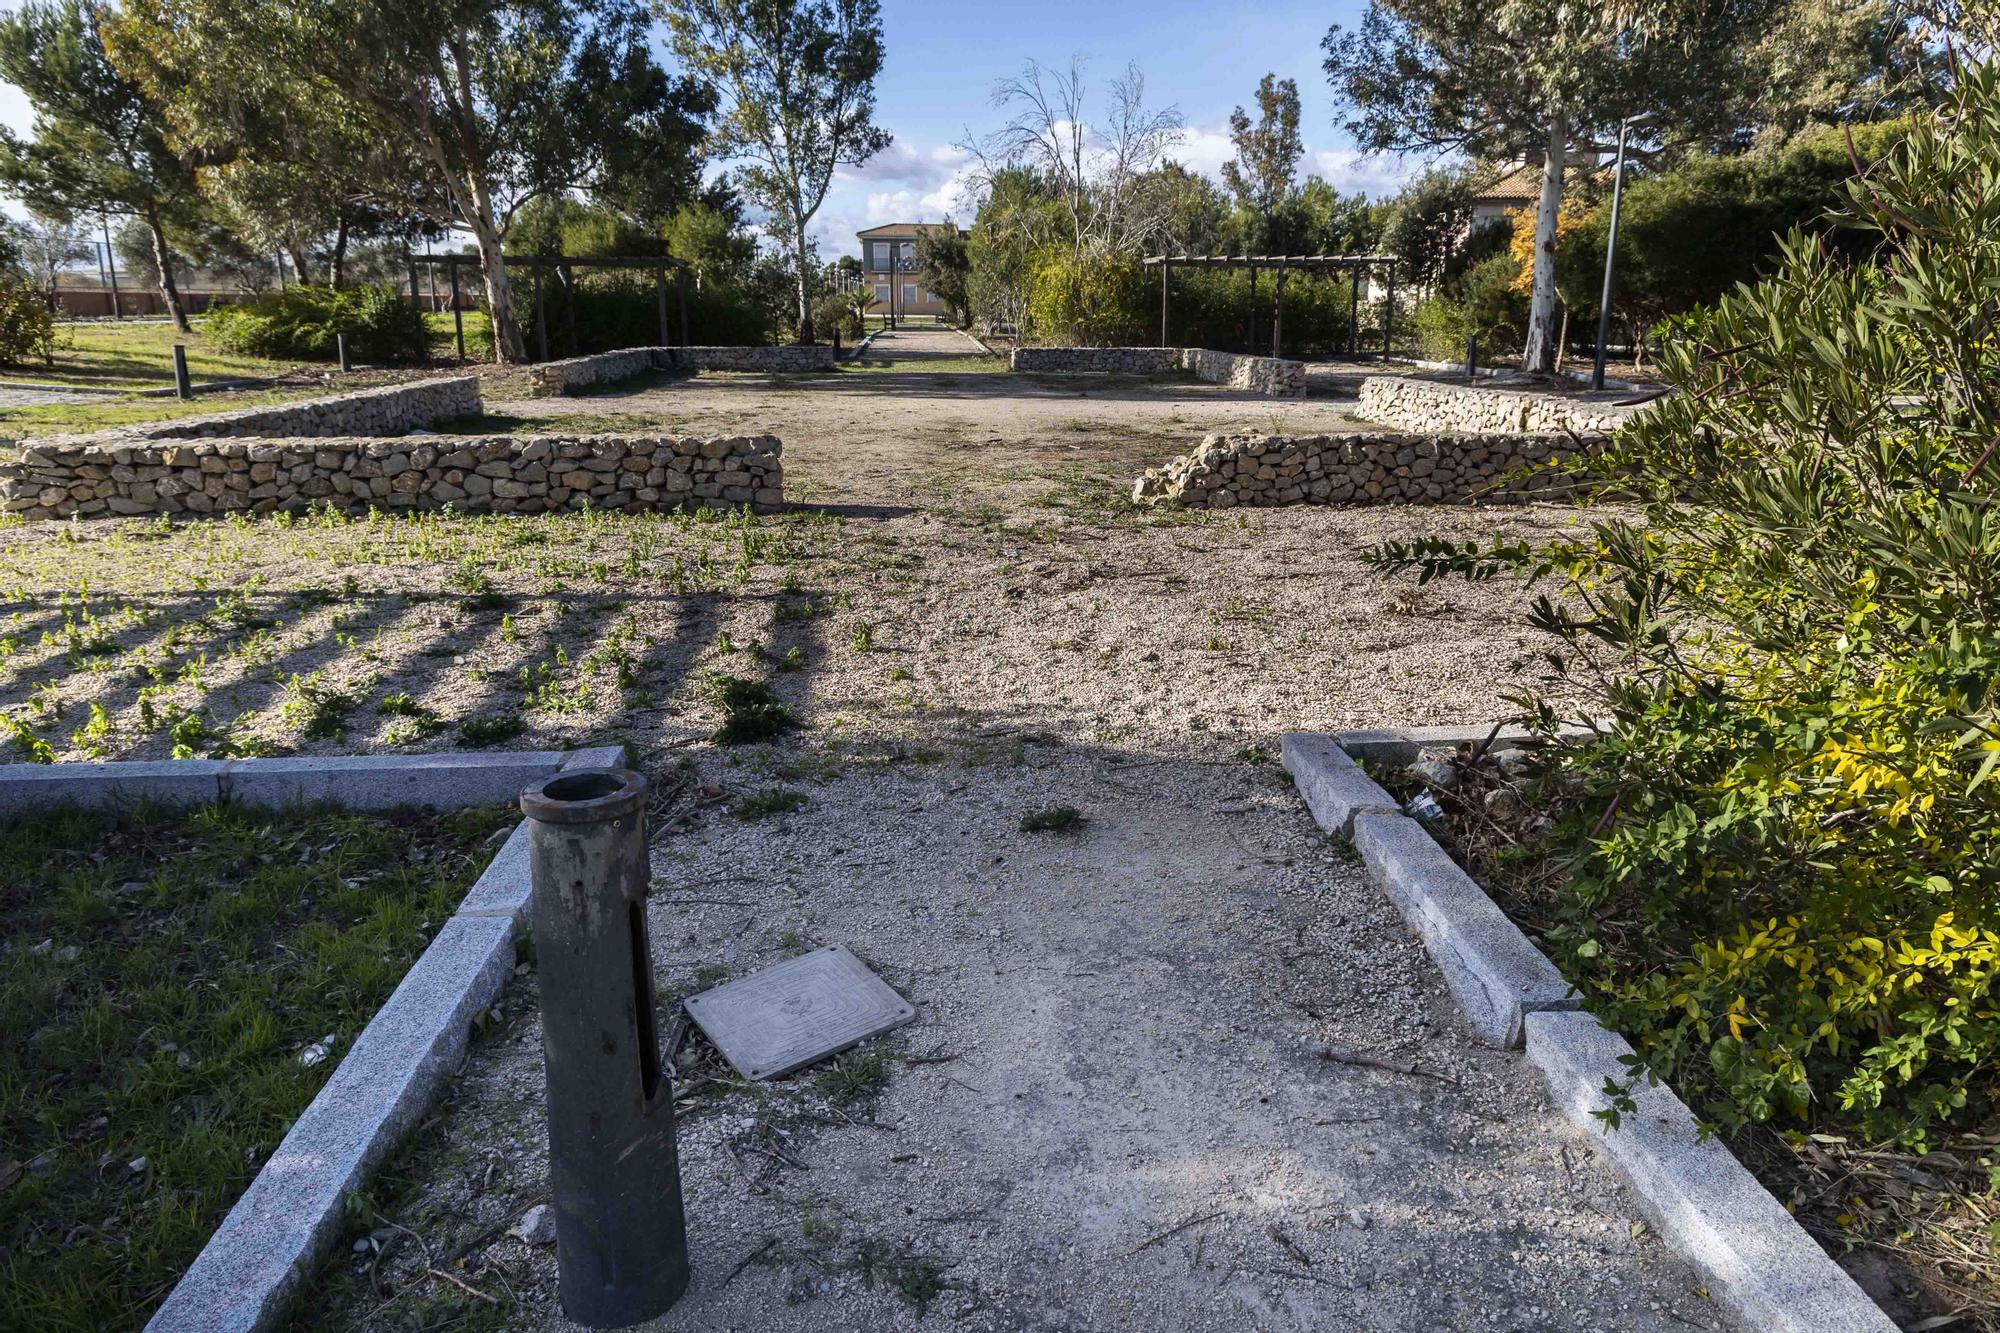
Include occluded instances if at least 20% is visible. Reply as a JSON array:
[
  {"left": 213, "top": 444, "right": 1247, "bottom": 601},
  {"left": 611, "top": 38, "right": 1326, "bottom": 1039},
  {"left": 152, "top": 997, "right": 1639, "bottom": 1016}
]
[
  {"left": 733, "top": 788, "right": 808, "bottom": 821},
  {"left": 710, "top": 675, "right": 796, "bottom": 745},
  {"left": 458, "top": 714, "right": 525, "bottom": 746},
  {"left": 814, "top": 1049, "right": 888, "bottom": 1106},
  {"left": 1020, "top": 805, "right": 1084, "bottom": 833},
  {"left": 850, "top": 622, "right": 875, "bottom": 653},
  {"left": 855, "top": 1238, "right": 949, "bottom": 1316}
]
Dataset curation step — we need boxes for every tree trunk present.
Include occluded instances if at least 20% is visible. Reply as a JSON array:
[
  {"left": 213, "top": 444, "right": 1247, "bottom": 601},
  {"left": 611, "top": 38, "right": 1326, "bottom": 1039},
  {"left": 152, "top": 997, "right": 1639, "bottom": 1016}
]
[
  {"left": 1522, "top": 109, "right": 1567, "bottom": 374},
  {"left": 147, "top": 212, "right": 189, "bottom": 332},
  {"left": 1553, "top": 306, "right": 1570, "bottom": 374},
  {"left": 329, "top": 214, "right": 349, "bottom": 289},
  {"left": 792, "top": 227, "right": 815, "bottom": 345},
  {"left": 464, "top": 186, "right": 525, "bottom": 363},
  {"left": 288, "top": 244, "right": 311, "bottom": 287}
]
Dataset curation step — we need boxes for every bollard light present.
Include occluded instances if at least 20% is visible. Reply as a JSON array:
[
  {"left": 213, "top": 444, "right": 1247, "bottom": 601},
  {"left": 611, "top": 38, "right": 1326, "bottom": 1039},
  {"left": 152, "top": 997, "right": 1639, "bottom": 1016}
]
[{"left": 519, "top": 767, "right": 690, "bottom": 1327}]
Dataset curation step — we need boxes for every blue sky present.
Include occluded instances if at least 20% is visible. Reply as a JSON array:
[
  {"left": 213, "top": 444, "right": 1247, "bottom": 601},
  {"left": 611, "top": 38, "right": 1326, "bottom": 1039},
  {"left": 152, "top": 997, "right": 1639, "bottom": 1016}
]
[
  {"left": 0, "top": 0, "right": 1425, "bottom": 257},
  {"left": 809, "top": 0, "right": 1421, "bottom": 255}
]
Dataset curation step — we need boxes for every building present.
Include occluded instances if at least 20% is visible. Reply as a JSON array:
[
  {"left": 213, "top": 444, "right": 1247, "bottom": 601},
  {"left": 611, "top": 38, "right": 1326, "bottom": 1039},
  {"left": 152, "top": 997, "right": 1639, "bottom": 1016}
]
[{"left": 855, "top": 222, "right": 966, "bottom": 319}]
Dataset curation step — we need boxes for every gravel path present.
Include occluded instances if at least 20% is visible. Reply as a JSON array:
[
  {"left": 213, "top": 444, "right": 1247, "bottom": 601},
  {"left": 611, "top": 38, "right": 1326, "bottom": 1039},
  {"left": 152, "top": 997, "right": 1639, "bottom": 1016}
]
[{"left": 306, "top": 750, "right": 1720, "bottom": 1332}]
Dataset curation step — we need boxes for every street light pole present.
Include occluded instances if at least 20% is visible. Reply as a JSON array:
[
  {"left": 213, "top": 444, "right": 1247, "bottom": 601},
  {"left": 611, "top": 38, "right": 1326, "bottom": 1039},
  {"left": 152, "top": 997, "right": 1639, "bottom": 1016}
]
[{"left": 1593, "top": 112, "right": 1651, "bottom": 392}]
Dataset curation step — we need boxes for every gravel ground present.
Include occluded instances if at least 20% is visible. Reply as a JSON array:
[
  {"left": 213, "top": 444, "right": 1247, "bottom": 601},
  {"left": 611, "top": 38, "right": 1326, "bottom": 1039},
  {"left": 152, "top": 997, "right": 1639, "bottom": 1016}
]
[{"left": 298, "top": 749, "right": 1721, "bottom": 1333}]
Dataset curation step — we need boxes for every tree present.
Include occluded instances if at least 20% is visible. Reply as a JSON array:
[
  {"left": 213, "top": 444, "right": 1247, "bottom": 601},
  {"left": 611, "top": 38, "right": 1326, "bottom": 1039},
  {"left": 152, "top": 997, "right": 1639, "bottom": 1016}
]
[
  {"left": 1325, "top": 0, "right": 1789, "bottom": 372},
  {"left": 1220, "top": 74, "right": 1303, "bottom": 249},
  {"left": 914, "top": 224, "right": 970, "bottom": 326},
  {"left": 0, "top": 0, "right": 206, "bottom": 329},
  {"left": 965, "top": 58, "right": 1184, "bottom": 259},
  {"left": 112, "top": 0, "right": 714, "bottom": 362},
  {"left": 661, "top": 0, "right": 890, "bottom": 344},
  {"left": 11, "top": 211, "right": 92, "bottom": 312}
]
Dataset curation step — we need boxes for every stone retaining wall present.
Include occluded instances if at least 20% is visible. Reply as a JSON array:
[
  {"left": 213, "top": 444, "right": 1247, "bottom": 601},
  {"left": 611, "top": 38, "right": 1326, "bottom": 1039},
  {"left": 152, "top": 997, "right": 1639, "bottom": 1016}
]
[
  {"left": 1009, "top": 347, "right": 1183, "bottom": 375},
  {"left": 1183, "top": 348, "right": 1305, "bottom": 397},
  {"left": 0, "top": 432, "right": 783, "bottom": 519},
  {"left": 1132, "top": 431, "right": 1594, "bottom": 508},
  {"left": 526, "top": 345, "right": 837, "bottom": 397},
  {"left": 1357, "top": 375, "right": 1637, "bottom": 435},
  {"left": 1009, "top": 346, "right": 1305, "bottom": 396},
  {"left": 106, "top": 377, "right": 482, "bottom": 441}
]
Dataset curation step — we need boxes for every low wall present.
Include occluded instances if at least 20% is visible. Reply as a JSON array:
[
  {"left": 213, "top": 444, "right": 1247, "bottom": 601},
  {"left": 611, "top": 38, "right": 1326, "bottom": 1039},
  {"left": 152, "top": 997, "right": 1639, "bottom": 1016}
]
[
  {"left": 0, "top": 432, "right": 783, "bottom": 519},
  {"left": 1132, "top": 431, "right": 1595, "bottom": 508},
  {"left": 526, "top": 345, "right": 837, "bottom": 397},
  {"left": 1357, "top": 375, "right": 1637, "bottom": 436},
  {"left": 1009, "top": 347, "right": 1182, "bottom": 375},
  {"left": 112, "top": 377, "right": 481, "bottom": 441},
  {"left": 1008, "top": 346, "right": 1304, "bottom": 396},
  {"left": 1183, "top": 348, "right": 1304, "bottom": 397}
]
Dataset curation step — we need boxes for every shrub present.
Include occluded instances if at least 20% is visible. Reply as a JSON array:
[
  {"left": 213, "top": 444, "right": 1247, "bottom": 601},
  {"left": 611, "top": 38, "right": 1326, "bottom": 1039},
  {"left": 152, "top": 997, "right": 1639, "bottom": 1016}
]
[
  {"left": 0, "top": 275, "right": 59, "bottom": 366},
  {"left": 1023, "top": 248, "right": 1149, "bottom": 347},
  {"left": 1371, "top": 61, "right": 2000, "bottom": 1149},
  {"left": 206, "top": 283, "right": 426, "bottom": 363},
  {"left": 1410, "top": 296, "right": 1470, "bottom": 362}
]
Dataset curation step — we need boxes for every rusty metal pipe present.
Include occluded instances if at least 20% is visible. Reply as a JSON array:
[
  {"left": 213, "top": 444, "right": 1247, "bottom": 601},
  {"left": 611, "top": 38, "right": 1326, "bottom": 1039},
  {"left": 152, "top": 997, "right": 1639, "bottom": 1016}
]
[{"left": 520, "top": 767, "right": 689, "bottom": 1327}]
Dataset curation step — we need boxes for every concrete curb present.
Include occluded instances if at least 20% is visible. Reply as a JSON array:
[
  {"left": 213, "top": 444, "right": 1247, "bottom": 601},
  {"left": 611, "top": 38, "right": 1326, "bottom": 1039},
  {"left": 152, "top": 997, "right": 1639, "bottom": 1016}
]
[
  {"left": 135, "top": 745, "right": 625, "bottom": 1333},
  {"left": 1527, "top": 1011, "right": 1896, "bottom": 1333},
  {"left": 1334, "top": 722, "right": 1596, "bottom": 769},
  {"left": 1286, "top": 727, "right": 1896, "bottom": 1331},
  {"left": 1351, "top": 811, "right": 1577, "bottom": 1046},
  {"left": 0, "top": 751, "right": 567, "bottom": 815},
  {"left": 1280, "top": 731, "right": 1399, "bottom": 836}
]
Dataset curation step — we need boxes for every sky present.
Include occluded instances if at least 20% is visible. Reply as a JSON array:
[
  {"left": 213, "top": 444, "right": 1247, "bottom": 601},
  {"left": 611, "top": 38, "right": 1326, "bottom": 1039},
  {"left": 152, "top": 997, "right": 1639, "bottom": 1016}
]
[{"left": 0, "top": 0, "right": 1428, "bottom": 259}]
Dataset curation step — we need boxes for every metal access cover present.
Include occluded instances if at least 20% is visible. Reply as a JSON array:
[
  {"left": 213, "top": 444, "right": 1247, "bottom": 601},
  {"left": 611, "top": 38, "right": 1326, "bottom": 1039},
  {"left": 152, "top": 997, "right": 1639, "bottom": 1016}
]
[{"left": 682, "top": 945, "right": 916, "bottom": 1081}]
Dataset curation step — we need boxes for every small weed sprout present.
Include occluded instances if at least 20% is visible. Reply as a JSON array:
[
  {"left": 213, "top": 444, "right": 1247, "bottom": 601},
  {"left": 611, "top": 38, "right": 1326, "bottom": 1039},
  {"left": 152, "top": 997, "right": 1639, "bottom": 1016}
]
[{"left": 1020, "top": 805, "right": 1084, "bottom": 833}]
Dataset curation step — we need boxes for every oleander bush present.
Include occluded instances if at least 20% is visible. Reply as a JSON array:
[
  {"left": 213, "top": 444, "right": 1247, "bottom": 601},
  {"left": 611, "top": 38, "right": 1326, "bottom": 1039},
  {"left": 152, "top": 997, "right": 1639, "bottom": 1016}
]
[
  {"left": 1371, "top": 58, "right": 2000, "bottom": 1150},
  {"left": 205, "top": 282, "right": 426, "bottom": 363}
]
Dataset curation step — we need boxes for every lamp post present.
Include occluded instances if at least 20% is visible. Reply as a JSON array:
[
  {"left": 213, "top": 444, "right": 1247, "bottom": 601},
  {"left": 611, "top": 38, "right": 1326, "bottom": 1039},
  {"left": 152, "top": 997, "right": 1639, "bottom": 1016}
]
[{"left": 1593, "top": 111, "right": 1653, "bottom": 392}]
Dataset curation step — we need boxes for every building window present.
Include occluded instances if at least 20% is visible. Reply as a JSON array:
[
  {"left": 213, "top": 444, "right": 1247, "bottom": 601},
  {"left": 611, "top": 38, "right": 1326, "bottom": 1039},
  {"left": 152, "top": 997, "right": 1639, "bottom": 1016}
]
[
  {"left": 874, "top": 284, "right": 889, "bottom": 303},
  {"left": 903, "top": 284, "right": 917, "bottom": 306}
]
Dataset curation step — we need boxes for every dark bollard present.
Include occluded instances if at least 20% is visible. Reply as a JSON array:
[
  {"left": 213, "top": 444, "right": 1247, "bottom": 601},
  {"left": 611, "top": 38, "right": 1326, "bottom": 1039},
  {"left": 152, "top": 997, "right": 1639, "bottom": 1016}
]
[
  {"left": 336, "top": 332, "right": 351, "bottom": 373},
  {"left": 171, "top": 344, "right": 192, "bottom": 400},
  {"left": 519, "top": 768, "right": 690, "bottom": 1327},
  {"left": 1466, "top": 332, "right": 1478, "bottom": 378}
]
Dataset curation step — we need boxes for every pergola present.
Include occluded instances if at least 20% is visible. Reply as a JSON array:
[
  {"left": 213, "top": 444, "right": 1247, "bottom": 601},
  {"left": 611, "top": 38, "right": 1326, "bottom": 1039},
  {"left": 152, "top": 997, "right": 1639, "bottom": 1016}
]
[
  {"left": 408, "top": 253, "right": 692, "bottom": 363},
  {"left": 1143, "top": 253, "right": 1399, "bottom": 359}
]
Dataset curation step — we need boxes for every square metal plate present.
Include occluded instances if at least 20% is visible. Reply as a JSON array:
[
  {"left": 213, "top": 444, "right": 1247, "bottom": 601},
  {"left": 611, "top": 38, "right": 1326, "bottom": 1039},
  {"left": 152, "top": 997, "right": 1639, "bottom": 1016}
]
[{"left": 681, "top": 945, "right": 916, "bottom": 1081}]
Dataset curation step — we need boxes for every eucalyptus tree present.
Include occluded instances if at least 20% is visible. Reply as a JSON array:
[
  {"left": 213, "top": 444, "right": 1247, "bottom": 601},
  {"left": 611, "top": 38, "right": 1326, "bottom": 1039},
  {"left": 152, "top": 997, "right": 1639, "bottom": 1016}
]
[
  {"left": 1324, "top": 0, "right": 1788, "bottom": 373},
  {"left": 660, "top": 0, "right": 890, "bottom": 344},
  {"left": 0, "top": 0, "right": 205, "bottom": 328},
  {"left": 1221, "top": 74, "right": 1303, "bottom": 250},
  {"left": 112, "top": 0, "right": 713, "bottom": 361}
]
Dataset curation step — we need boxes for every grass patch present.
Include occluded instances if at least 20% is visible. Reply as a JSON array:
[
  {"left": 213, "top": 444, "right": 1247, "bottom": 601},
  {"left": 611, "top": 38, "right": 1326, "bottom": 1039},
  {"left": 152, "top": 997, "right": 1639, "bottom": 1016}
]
[
  {"left": 838, "top": 354, "right": 1006, "bottom": 375},
  {"left": 813, "top": 1049, "right": 888, "bottom": 1105},
  {"left": 732, "top": 787, "right": 808, "bottom": 821},
  {"left": 21, "top": 320, "right": 305, "bottom": 389},
  {"left": 456, "top": 713, "right": 526, "bottom": 746},
  {"left": 0, "top": 386, "right": 349, "bottom": 442},
  {"left": 1019, "top": 805, "right": 1084, "bottom": 833},
  {"left": 0, "top": 800, "right": 511, "bottom": 1330}
]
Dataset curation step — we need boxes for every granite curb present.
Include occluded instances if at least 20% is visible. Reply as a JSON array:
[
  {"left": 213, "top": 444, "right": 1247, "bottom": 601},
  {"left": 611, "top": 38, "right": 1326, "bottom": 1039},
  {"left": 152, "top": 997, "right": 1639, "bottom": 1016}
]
[
  {"left": 1285, "top": 726, "right": 1896, "bottom": 1332},
  {"left": 121, "top": 746, "right": 624, "bottom": 1333}
]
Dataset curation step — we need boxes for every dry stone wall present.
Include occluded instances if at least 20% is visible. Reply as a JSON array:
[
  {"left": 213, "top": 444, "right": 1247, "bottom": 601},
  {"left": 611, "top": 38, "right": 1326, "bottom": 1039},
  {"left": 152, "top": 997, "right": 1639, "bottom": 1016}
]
[
  {"left": 1010, "top": 347, "right": 1183, "bottom": 375},
  {"left": 1009, "top": 346, "right": 1305, "bottom": 396},
  {"left": 0, "top": 432, "right": 783, "bottom": 520},
  {"left": 526, "top": 345, "right": 837, "bottom": 397},
  {"left": 1132, "top": 431, "right": 1593, "bottom": 508},
  {"left": 1357, "top": 375, "right": 1638, "bottom": 436},
  {"left": 103, "top": 376, "right": 482, "bottom": 442}
]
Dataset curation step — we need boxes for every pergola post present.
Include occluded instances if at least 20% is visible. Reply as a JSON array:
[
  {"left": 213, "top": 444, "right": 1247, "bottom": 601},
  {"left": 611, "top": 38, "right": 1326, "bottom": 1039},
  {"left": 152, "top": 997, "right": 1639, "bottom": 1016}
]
[
  {"left": 677, "top": 267, "right": 690, "bottom": 347},
  {"left": 655, "top": 267, "right": 669, "bottom": 345},
  {"left": 1348, "top": 268, "right": 1361, "bottom": 358},
  {"left": 1383, "top": 263, "right": 1396, "bottom": 359},
  {"left": 1247, "top": 265, "right": 1258, "bottom": 355},
  {"left": 1272, "top": 267, "right": 1286, "bottom": 359},
  {"left": 1160, "top": 260, "right": 1169, "bottom": 347},
  {"left": 533, "top": 263, "right": 549, "bottom": 363},
  {"left": 561, "top": 262, "right": 578, "bottom": 359}
]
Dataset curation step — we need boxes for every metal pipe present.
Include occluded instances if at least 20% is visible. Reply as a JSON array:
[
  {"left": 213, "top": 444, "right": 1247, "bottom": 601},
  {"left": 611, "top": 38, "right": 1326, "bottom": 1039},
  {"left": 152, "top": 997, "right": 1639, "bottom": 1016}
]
[
  {"left": 336, "top": 333, "right": 351, "bottom": 373},
  {"left": 1594, "top": 114, "right": 1648, "bottom": 391},
  {"left": 519, "top": 768, "right": 690, "bottom": 1327}
]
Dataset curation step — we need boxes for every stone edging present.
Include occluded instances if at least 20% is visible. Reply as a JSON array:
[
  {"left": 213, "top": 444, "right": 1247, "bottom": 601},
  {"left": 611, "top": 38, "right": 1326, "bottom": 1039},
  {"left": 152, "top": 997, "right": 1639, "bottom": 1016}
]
[
  {"left": 1009, "top": 346, "right": 1306, "bottom": 396},
  {"left": 0, "top": 746, "right": 624, "bottom": 1333},
  {"left": 1283, "top": 728, "right": 1896, "bottom": 1333}
]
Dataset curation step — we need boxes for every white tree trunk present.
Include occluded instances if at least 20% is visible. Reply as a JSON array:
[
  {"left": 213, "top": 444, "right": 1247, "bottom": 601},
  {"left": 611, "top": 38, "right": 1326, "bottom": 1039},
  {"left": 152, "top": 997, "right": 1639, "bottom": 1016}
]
[
  {"left": 1523, "top": 110, "right": 1567, "bottom": 374},
  {"left": 465, "top": 187, "right": 526, "bottom": 364}
]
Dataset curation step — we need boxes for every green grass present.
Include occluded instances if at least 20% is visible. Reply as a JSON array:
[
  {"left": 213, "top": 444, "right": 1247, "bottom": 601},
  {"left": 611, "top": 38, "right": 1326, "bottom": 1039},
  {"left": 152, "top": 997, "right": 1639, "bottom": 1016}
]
[
  {"left": 17, "top": 321, "right": 304, "bottom": 389},
  {"left": 0, "top": 800, "right": 513, "bottom": 1331},
  {"left": 1020, "top": 804, "right": 1084, "bottom": 833},
  {"left": 0, "top": 386, "right": 360, "bottom": 442}
]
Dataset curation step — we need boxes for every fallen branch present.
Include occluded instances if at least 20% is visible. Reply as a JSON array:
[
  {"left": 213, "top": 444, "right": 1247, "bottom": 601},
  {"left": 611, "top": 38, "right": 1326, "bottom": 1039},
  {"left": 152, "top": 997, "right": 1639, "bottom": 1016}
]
[
  {"left": 1126, "top": 1209, "right": 1225, "bottom": 1256},
  {"left": 425, "top": 1267, "right": 496, "bottom": 1304},
  {"left": 1265, "top": 1223, "right": 1312, "bottom": 1267},
  {"left": 1318, "top": 1045, "right": 1457, "bottom": 1084}
]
